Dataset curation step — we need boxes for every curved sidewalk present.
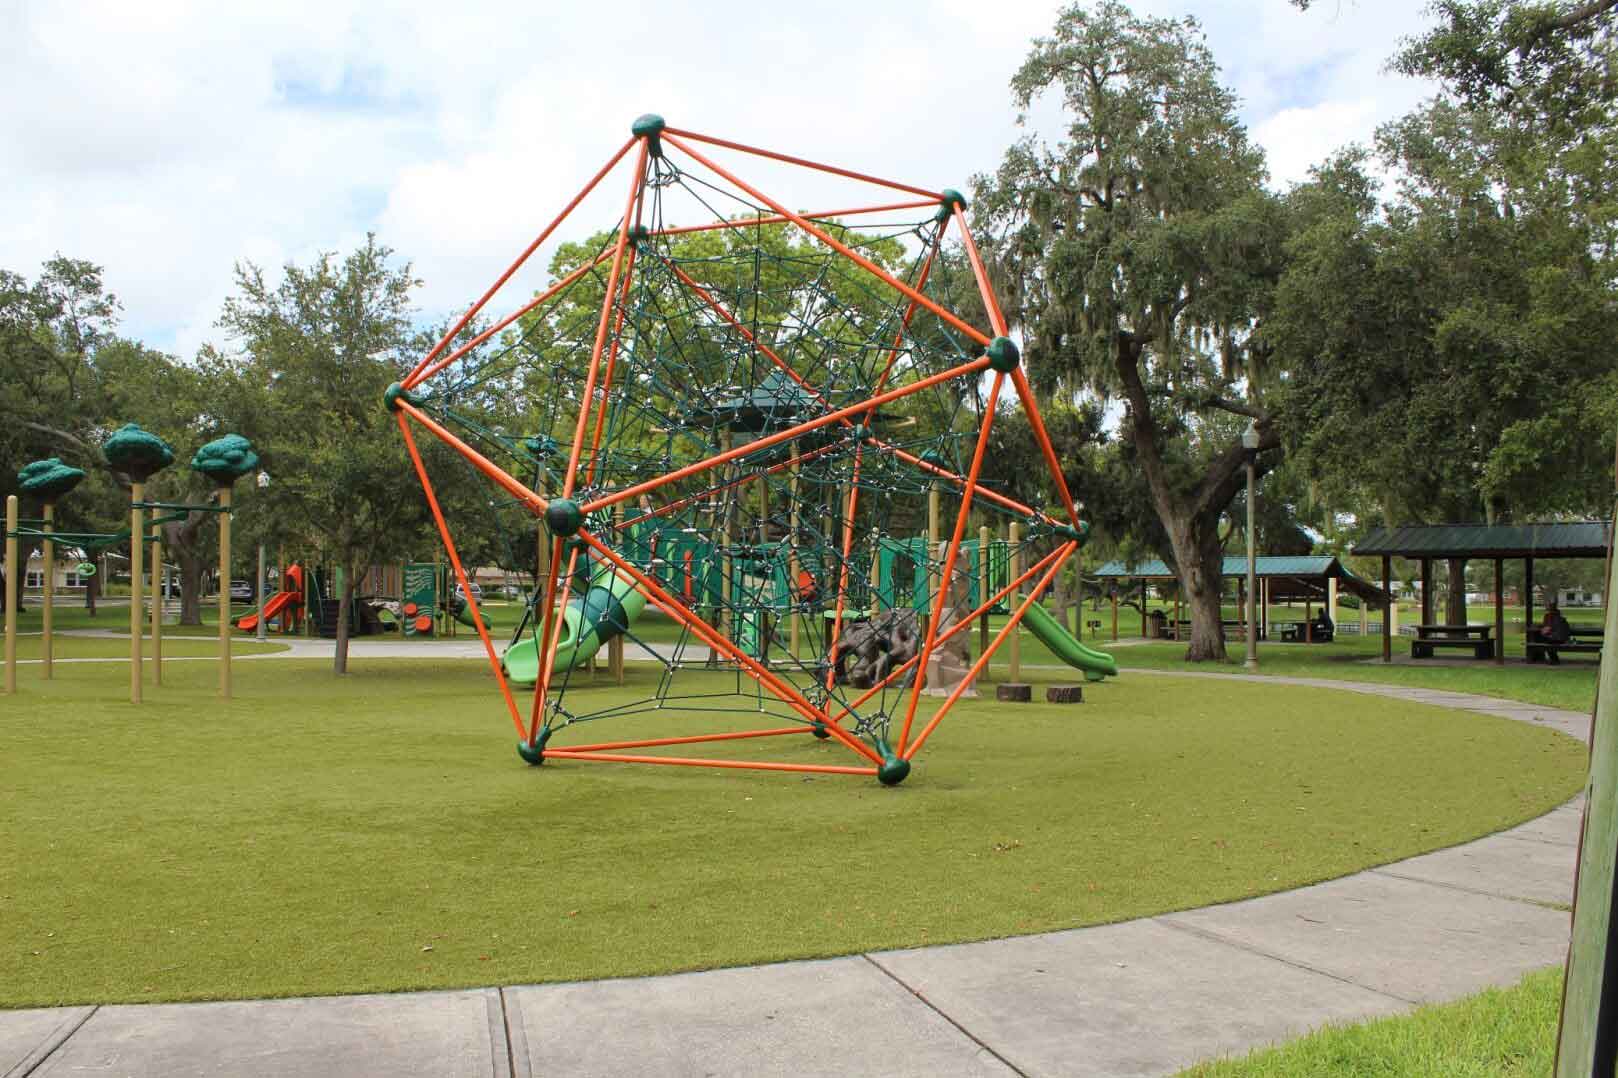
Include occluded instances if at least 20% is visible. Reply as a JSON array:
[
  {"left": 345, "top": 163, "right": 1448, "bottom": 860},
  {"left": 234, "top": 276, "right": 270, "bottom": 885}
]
[{"left": 0, "top": 673, "right": 1591, "bottom": 1078}]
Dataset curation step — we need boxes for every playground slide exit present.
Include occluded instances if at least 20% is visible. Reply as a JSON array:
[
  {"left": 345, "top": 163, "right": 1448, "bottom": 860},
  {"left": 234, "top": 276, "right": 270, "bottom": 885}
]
[
  {"left": 1020, "top": 602, "right": 1119, "bottom": 682},
  {"left": 501, "top": 561, "right": 648, "bottom": 686}
]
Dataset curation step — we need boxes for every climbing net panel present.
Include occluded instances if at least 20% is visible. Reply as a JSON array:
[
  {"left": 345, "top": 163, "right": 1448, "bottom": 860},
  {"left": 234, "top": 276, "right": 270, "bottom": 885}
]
[{"left": 389, "top": 115, "right": 1085, "bottom": 784}]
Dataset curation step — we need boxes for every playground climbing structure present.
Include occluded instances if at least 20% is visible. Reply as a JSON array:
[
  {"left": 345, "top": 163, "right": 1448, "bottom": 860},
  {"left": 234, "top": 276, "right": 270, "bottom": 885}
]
[{"left": 388, "top": 115, "right": 1094, "bottom": 784}]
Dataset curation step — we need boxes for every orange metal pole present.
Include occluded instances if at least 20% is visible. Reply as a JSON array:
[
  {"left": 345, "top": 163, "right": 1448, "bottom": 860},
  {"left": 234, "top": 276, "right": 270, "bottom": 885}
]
[
  {"left": 663, "top": 127, "right": 944, "bottom": 201},
  {"left": 949, "top": 204, "right": 1008, "bottom": 337},
  {"left": 541, "top": 749, "right": 877, "bottom": 777},
  {"left": 404, "top": 136, "right": 637, "bottom": 388},
  {"left": 406, "top": 247, "right": 618, "bottom": 391},
  {"left": 898, "top": 370, "right": 1007, "bottom": 754},
  {"left": 823, "top": 443, "right": 866, "bottom": 691},
  {"left": 395, "top": 401, "right": 547, "bottom": 513},
  {"left": 1010, "top": 367, "right": 1082, "bottom": 527},
  {"left": 662, "top": 134, "right": 991, "bottom": 349},
  {"left": 529, "top": 542, "right": 580, "bottom": 743},
  {"left": 397, "top": 412, "right": 524, "bottom": 738},
  {"left": 580, "top": 356, "right": 993, "bottom": 517},
  {"left": 582, "top": 244, "right": 641, "bottom": 482},
  {"left": 556, "top": 726, "right": 809, "bottom": 753},
  {"left": 560, "top": 140, "right": 649, "bottom": 501},
  {"left": 651, "top": 198, "right": 937, "bottom": 237},
  {"left": 904, "top": 542, "right": 1076, "bottom": 760}
]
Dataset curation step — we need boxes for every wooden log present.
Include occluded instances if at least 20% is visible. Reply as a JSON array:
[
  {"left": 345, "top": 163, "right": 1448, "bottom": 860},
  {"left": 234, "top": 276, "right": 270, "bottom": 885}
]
[
  {"left": 995, "top": 682, "right": 1032, "bottom": 703},
  {"left": 1046, "top": 684, "right": 1084, "bottom": 704}
]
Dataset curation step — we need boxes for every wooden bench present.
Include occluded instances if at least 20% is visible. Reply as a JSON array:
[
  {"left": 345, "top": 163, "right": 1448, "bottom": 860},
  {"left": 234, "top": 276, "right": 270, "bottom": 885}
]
[
  {"left": 1412, "top": 623, "right": 1493, "bottom": 660},
  {"left": 1527, "top": 625, "right": 1603, "bottom": 663}
]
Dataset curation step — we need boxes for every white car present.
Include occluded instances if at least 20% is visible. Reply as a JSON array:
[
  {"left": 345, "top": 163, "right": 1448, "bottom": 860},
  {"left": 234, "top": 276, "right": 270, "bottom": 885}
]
[
  {"left": 455, "top": 582, "right": 485, "bottom": 601},
  {"left": 228, "top": 579, "right": 253, "bottom": 601}
]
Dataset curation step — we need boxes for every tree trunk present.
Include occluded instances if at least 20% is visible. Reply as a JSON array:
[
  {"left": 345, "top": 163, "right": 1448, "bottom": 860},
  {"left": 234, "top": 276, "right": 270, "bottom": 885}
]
[
  {"left": 334, "top": 569, "right": 355, "bottom": 675},
  {"left": 178, "top": 556, "right": 205, "bottom": 625},
  {"left": 162, "top": 516, "right": 211, "bottom": 627},
  {"left": 1169, "top": 518, "right": 1229, "bottom": 662},
  {"left": 85, "top": 562, "right": 100, "bottom": 614},
  {"left": 1446, "top": 558, "right": 1469, "bottom": 624}
]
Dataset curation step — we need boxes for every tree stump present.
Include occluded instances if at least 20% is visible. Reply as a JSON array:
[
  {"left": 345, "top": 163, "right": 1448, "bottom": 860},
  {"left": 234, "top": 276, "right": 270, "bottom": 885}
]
[
  {"left": 996, "top": 682, "right": 1032, "bottom": 703},
  {"left": 1045, "top": 684, "right": 1084, "bottom": 704}
]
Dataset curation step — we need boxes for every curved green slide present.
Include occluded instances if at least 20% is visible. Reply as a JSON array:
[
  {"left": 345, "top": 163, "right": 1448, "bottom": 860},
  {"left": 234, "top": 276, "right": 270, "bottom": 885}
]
[
  {"left": 1020, "top": 602, "right": 1118, "bottom": 683},
  {"left": 502, "top": 561, "right": 648, "bottom": 686}
]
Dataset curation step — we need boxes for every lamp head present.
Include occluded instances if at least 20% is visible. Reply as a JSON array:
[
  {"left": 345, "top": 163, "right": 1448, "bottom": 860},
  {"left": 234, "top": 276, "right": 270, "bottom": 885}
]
[{"left": 1241, "top": 421, "right": 1260, "bottom": 452}]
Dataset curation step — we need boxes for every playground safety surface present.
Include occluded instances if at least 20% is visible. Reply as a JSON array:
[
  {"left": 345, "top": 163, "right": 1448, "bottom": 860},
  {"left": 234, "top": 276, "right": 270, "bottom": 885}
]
[{"left": 0, "top": 673, "right": 1589, "bottom": 1077}]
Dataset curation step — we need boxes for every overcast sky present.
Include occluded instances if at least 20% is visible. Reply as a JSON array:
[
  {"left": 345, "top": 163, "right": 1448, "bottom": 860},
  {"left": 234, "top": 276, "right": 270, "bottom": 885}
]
[{"left": 2, "top": 0, "right": 1436, "bottom": 360}]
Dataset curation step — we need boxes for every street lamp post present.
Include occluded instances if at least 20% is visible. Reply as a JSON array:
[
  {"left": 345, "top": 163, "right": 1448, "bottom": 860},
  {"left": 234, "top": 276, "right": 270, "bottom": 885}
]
[
  {"left": 255, "top": 471, "right": 270, "bottom": 642},
  {"left": 1242, "top": 421, "right": 1260, "bottom": 671}
]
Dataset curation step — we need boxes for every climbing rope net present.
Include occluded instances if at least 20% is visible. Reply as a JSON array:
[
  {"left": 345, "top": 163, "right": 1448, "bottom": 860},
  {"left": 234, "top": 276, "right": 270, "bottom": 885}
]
[{"left": 389, "top": 115, "right": 1086, "bottom": 784}]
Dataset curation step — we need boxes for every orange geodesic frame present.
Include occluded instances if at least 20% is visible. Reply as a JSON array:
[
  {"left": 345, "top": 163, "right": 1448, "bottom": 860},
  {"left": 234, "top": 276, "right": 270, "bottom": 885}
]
[{"left": 388, "top": 114, "right": 1085, "bottom": 784}]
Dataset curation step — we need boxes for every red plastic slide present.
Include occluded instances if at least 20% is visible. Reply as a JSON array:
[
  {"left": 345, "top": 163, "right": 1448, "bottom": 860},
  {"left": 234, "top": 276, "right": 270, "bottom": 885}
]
[{"left": 236, "top": 590, "right": 299, "bottom": 632}]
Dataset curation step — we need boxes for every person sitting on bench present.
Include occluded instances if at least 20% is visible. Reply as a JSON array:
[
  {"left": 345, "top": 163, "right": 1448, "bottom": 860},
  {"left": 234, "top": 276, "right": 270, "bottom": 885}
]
[
  {"left": 1529, "top": 602, "right": 1573, "bottom": 664},
  {"left": 1310, "top": 608, "right": 1334, "bottom": 641}
]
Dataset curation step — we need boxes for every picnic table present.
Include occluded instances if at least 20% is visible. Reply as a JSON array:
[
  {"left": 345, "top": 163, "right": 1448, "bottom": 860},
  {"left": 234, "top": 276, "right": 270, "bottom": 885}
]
[
  {"left": 1276, "top": 620, "right": 1332, "bottom": 643},
  {"left": 1412, "top": 623, "right": 1493, "bottom": 660}
]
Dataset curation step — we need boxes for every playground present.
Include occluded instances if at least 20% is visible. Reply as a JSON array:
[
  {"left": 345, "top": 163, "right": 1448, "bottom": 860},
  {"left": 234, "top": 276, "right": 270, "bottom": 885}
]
[{"left": 7, "top": 1, "right": 1618, "bottom": 1070}]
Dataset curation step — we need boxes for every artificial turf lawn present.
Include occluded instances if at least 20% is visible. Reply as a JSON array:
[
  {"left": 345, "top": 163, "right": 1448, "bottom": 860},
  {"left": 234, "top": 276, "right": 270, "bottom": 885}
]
[
  {"left": 0, "top": 658, "right": 1585, "bottom": 1006},
  {"left": 1179, "top": 966, "right": 1564, "bottom": 1076}
]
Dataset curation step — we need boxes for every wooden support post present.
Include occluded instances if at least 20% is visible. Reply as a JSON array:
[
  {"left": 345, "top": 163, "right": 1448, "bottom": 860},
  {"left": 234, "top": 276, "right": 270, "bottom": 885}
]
[
  {"left": 1421, "top": 558, "right": 1433, "bottom": 627},
  {"left": 1328, "top": 575, "right": 1338, "bottom": 628},
  {"left": 1526, "top": 557, "right": 1535, "bottom": 636},
  {"left": 1305, "top": 597, "right": 1313, "bottom": 643},
  {"left": 42, "top": 503, "right": 54, "bottom": 680},
  {"left": 1494, "top": 558, "right": 1505, "bottom": 664},
  {"left": 1008, "top": 523, "right": 1022, "bottom": 682},
  {"left": 1382, "top": 555, "right": 1392, "bottom": 663},
  {"left": 3, "top": 495, "right": 16, "bottom": 694},
  {"left": 1140, "top": 579, "right": 1148, "bottom": 639},
  {"left": 151, "top": 517, "right": 162, "bottom": 685},
  {"left": 218, "top": 487, "right": 231, "bottom": 698},
  {"left": 978, "top": 525, "right": 990, "bottom": 656},
  {"left": 130, "top": 482, "right": 143, "bottom": 704},
  {"left": 1111, "top": 589, "right": 1118, "bottom": 641}
]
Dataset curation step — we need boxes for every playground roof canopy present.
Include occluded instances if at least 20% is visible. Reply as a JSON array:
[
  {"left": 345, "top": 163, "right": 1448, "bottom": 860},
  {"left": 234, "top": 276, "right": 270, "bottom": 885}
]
[
  {"left": 1093, "top": 555, "right": 1389, "bottom": 608},
  {"left": 1351, "top": 521, "right": 1611, "bottom": 560}
]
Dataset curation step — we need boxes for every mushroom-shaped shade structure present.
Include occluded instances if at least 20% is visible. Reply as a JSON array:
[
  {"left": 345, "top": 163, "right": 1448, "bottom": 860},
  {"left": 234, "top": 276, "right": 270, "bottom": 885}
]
[
  {"left": 18, "top": 458, "right": 87, "bottom": 503},
  {"left": 102, "top": 424, "right": 176, "bottom": 482},
  {"left": 190, "top": 434, "right": 260, "bottom": 486}
]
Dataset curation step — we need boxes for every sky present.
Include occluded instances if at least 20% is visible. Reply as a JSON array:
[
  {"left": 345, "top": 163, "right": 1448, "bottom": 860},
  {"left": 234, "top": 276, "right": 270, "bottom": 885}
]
[{"left": 2, "top": 0, "right": 1438, "bottom": 361}]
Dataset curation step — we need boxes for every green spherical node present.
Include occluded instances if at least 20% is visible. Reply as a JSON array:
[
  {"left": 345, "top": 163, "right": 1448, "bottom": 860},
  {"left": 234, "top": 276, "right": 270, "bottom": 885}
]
[
  {"left": 632, "top": 113, "right": 665, "bottom": 138},
  {"left": 545, "top": 498, "right": 584, "bottom": 537},
  {"left": 877, "top": 754, "right": 911, "bottom": 787},
  {"left": 516, "top": 740, "right": 545, "bottom": 765},
  {"left": 986, "top": 336, "right": 1021, "bottom": 373},
  {"left": 384, "top": 382, "right": 407, "bottom": 411},
  {"left": 628, "top": 224, "right": 652, "bottom": 244},
  {"left": 935, "top": 188, "right": 968, "bottom": 222},
  {"left": 811, "top": 722, "right": 832, "bottom": 740}
]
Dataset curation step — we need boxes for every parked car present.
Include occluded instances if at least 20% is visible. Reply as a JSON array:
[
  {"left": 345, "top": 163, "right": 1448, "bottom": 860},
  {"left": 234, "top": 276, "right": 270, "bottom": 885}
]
[
  {"left": 228, "top": 579, "right": 253, "bottom": 601},
  {"left": 455, "top": 582, "right": 484, "bottom": 601}
]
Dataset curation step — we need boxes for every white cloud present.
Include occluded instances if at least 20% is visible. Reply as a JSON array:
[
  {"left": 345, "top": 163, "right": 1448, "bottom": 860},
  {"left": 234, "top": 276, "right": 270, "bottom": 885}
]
[{"left": 3, "top": 0, "right": 1438, "bottom": 357}]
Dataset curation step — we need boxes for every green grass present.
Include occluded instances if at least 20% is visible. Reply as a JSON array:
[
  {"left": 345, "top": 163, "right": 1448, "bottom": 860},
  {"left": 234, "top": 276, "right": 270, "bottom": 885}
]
[
  {"left": 6, "top": 630, "right": 286, "bottom": 660},
  {"left": 1180, "top": 967, "right": 1564, "bottom": 1076},
  {"left": 1117, "top": 634, "right": 1599, "bottom": 712},
  {"left": 0, "top": 658, "right": 1583, "bottom": 1007}
]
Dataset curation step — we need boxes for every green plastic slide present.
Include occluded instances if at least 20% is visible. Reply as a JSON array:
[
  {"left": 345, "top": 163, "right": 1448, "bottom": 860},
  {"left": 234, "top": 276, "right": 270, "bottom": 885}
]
[
  {"left": 502, "top": 561, "right": 648, "bottom": 686},
  {"left": 1020, "top": 602, "right": 1118, "bottom": 682}
]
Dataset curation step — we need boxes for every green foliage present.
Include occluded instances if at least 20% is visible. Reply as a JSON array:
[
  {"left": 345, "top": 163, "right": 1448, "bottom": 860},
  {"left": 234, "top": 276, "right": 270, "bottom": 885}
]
[
  {"left": 100, "top": 423, "right": 175, "bottom": 482},
  {"left": 974, "top": 1, "right": 1287, "bottom": 658},
  {"left": 189, "top": 433, "right": 260, "bottom": 486},
  {"left": 16, "top": 458, "right": 85, "bottom": 503}
]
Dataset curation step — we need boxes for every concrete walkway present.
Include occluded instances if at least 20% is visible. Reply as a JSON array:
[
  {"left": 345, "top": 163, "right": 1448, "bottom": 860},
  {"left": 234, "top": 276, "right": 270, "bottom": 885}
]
[{"left": 0, "top": 674, "right": 1591, "bottom": 1077}]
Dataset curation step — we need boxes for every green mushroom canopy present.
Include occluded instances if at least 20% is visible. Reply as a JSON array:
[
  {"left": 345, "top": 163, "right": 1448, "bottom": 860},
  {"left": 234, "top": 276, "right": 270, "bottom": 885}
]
[
  {"left": 190, "top": 434, "right": 261, "bottom": 485},
  {"left": 101, "top": 423, "right": 176, "bottom": 482},
  {"left": 18, "top": 458, "right": 87, "bottom": 503}
]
